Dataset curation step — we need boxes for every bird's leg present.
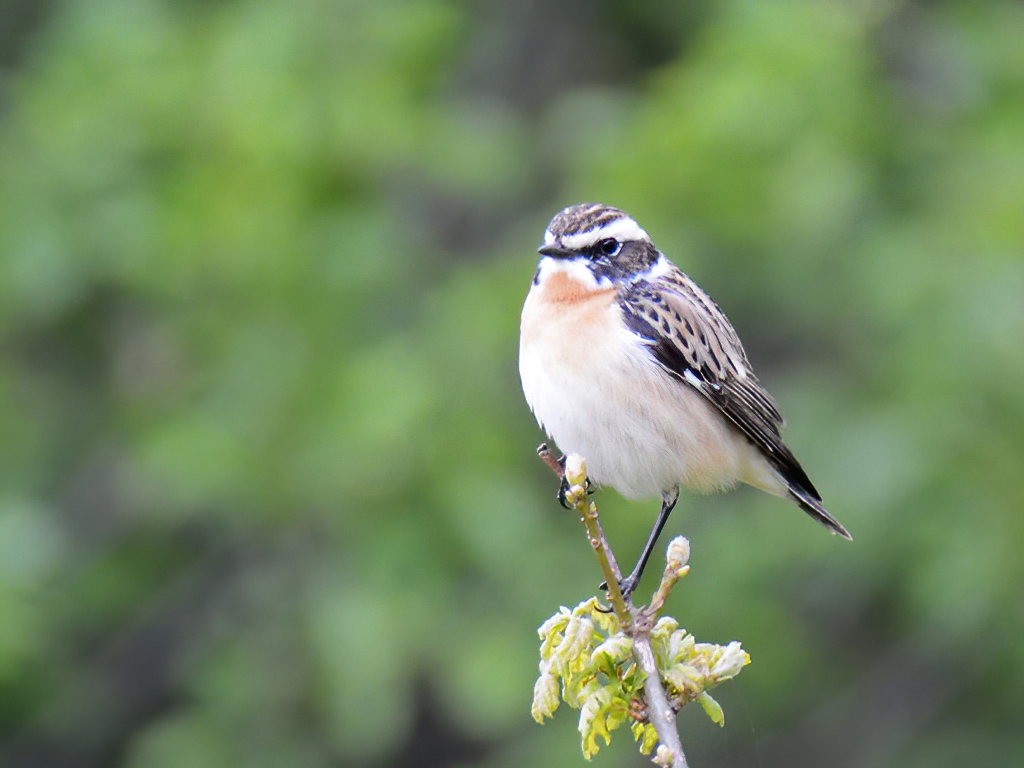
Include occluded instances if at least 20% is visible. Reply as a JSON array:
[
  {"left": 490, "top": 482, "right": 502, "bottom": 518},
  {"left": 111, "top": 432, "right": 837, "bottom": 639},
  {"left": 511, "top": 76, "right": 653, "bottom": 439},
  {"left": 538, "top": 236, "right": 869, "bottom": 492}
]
[{"left": 618, "top": 490, "right": 679, "bottom": 597}]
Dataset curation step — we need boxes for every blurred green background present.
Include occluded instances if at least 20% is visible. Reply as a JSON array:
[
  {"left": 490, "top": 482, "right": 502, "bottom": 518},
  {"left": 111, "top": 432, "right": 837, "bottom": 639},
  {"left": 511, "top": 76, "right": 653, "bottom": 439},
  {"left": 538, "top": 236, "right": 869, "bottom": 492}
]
[{"left": 1, "top": 0, "right": 1023, "bottom": 766}]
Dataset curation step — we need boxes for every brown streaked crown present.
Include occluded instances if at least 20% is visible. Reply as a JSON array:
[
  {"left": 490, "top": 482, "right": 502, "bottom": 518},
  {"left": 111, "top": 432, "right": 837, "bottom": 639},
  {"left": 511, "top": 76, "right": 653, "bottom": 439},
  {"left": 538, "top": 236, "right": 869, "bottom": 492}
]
[{"left": 545, "top": 203, "right": 631, "bottom": 240}]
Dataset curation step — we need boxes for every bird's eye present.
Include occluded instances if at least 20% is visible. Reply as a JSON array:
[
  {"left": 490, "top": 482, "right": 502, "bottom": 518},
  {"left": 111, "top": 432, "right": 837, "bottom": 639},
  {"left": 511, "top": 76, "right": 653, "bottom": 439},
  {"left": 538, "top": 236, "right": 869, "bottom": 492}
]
[{"left": 597, "top": 238, "right": 621, "bottom": 256}]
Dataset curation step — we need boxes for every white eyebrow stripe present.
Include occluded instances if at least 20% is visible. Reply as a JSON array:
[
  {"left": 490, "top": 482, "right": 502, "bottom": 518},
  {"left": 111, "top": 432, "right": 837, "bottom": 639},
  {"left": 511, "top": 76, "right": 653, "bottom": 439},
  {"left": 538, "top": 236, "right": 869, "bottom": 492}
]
[{"left": 561, "top": 217, "right": 650, "bottom": 250}]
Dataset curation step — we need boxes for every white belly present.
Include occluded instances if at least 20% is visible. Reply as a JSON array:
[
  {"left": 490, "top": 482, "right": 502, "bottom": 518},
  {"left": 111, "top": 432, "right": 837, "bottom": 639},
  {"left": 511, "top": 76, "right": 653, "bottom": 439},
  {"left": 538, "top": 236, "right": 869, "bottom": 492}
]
[{"left": 519, "top": 278, "right": 755, "bottom": 500}]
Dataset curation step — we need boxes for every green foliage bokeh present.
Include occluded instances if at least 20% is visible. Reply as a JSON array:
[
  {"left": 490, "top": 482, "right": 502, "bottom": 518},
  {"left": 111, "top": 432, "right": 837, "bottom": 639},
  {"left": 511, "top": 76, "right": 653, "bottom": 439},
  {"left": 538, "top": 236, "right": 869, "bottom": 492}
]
[{"left": 1, "top": 0, "right": 1023, "bottom": 766}]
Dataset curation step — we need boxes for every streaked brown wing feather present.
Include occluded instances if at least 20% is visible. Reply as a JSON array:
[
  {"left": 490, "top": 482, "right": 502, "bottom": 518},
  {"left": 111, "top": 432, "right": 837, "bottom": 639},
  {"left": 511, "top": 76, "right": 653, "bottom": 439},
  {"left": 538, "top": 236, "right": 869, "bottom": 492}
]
[{"left": 619, "top": 268, "right": 821, "bottom": 499}]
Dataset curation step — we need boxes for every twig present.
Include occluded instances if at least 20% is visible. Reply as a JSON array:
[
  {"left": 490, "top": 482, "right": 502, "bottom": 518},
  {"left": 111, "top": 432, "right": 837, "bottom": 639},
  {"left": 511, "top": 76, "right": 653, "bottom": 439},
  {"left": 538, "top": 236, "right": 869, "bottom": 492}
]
[
  {"left": 536, "top": 443, "right": 564, "bottom": 477},
  {"left": 634, "top": 625, "right": 689, "bottom": 768},
  {"left": 551, "top": 448, "right": 689, "bottom": 768},
  {"left": 562, "top": 455, "right": 630, "bottom": 627}
]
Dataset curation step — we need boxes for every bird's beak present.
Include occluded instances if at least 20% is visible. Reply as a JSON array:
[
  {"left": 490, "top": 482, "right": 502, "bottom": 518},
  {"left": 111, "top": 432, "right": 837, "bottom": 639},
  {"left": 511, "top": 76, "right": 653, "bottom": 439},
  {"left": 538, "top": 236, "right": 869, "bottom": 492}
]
[{"left": 538, "top": 244, "right": 574, "bottom": 258}]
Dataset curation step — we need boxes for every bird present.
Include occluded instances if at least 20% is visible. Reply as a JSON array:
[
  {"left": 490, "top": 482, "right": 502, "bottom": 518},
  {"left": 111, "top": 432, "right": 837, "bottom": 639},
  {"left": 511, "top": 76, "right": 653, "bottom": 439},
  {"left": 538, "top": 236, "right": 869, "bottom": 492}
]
[{"left": 519, "top": 203, "right": 851, "bottom": 596}]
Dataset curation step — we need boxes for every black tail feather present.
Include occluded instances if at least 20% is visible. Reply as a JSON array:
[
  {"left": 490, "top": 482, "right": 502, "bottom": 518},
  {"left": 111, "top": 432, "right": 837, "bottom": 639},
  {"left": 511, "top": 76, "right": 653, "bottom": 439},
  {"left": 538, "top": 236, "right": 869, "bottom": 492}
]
[{"left": 788, "top": 486, "right": 852, "bottom": 540}]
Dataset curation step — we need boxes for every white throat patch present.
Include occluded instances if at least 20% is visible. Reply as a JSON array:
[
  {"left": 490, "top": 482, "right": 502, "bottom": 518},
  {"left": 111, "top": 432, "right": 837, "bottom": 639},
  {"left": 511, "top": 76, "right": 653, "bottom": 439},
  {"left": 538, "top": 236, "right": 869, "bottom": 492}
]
[{"left": 535, "top": 255, "right": 613, "bottom": 289}]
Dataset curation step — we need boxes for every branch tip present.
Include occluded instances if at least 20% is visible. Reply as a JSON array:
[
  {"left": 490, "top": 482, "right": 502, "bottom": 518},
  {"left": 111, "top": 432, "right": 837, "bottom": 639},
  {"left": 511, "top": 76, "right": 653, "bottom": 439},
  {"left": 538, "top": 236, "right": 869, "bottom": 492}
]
[
  {"left": 531, "top": 453, "right": 747, "bottom": 768},
  {"left": 536, "top": 443, "right": 564, "bottom": 477}
]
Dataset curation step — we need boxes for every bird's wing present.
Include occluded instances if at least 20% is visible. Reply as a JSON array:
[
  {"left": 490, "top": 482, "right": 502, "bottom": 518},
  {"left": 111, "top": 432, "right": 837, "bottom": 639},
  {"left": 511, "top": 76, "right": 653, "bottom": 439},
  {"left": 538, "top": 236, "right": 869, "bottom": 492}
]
[{"left": 619, "top": 265, "right": 819, "bottom": 501}]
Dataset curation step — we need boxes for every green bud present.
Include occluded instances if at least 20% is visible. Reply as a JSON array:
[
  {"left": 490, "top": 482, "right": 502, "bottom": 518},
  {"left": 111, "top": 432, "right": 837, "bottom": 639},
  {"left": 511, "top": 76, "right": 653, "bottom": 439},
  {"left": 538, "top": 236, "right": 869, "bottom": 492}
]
[
  {"left": 665, "top": 536, "right": 690, "bottom": 573},
  {"left": 703, "top": 640, "right": 750, "bottom": 682},
  {"left": 531, "top": 670, "right": 560, "bottom": 723},
  {"left": 579, "top": 686, "right": 615, "bottom": 758},
  {"left": 532, "top": 534, "right": 751, "bottom": 759},
  {"left": 631, "top": 721, "right": 659, "bottom": 754},
  {"left": 654, "top": 744, "right": 677, "bottom": 767},
  {"left": 591, "top": 635, "right": 633, "bottom": 671},
  {"left": 563, "top": 454, "right": 587, "bottom": 487},
  {"left": 698, "top": 691, "right": 725, "bottom": 726}
]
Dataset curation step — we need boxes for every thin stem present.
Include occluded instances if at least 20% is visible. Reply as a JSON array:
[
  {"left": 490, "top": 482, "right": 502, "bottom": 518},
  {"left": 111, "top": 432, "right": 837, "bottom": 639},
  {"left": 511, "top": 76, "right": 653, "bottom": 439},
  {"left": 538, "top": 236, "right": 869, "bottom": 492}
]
[
  {"left": 538, "top": 447, "right": 689, "bottom": 768},
  {"left": 562, "top": 455, "right": 631, "bottom": 627},
  {"left": 634, "top": 632, "right": 689, "bottom": 768}
]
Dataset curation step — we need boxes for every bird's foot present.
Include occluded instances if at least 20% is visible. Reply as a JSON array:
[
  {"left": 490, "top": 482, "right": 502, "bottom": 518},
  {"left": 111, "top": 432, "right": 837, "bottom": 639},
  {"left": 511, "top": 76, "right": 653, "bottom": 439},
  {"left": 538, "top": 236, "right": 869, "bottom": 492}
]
[
  {"left": 557, "top": 475, "right": 593, "bottom": 509},
  {"left": 599, "top": 573, "right": 640, "bottom": 600},
  {"left": 557, "top": 474, "right": 572, "bottom": 509}
]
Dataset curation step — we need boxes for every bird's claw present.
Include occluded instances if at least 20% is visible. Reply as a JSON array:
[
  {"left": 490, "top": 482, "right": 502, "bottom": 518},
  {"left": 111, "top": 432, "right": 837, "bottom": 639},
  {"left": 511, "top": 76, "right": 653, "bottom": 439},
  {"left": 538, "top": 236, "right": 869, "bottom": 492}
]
[
  {"left": 557, "top": 475, "right": 573, "bottom": 509},
  {"left": 557, "top": 474, "right": 593, "bottom": 509},
  {"left": 599, "top": 574, "right": 640, "bottom": 599}
]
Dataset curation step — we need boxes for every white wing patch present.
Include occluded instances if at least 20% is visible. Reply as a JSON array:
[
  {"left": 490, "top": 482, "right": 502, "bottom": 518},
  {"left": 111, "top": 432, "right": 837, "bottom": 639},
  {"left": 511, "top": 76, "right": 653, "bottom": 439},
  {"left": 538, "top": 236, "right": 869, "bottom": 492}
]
[{"left": 683, "top": 369, "right": 704, "bottom": 389}]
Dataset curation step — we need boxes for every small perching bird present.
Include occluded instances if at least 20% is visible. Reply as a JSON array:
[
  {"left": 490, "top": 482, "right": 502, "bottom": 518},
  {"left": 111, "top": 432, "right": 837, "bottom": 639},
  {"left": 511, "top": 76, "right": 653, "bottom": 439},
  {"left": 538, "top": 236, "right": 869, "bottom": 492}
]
[{"left": 519, "top": 203, "right": 851, "bottom": 595}]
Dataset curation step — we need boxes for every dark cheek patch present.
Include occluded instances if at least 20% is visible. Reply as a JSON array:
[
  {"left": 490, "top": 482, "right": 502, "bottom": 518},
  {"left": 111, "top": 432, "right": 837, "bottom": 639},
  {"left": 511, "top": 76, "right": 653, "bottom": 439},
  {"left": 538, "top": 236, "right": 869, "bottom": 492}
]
[{"left": 587, "top": 240, "right": 660, "bottom": 283}]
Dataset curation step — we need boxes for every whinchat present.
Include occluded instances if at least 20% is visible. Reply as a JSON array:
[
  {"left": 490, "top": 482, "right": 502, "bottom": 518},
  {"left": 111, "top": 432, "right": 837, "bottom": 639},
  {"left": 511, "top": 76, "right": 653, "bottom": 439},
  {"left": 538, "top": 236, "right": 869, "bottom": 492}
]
[{"left": 519, "top": 203, "right": 851, "bottom": 595}]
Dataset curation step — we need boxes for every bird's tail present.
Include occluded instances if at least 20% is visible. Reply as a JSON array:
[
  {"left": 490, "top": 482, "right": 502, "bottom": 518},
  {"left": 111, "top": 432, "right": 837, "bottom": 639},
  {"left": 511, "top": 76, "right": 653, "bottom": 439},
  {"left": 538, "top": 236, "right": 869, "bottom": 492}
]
[
  {"left": 788, "top": 484, "right": 852, "bottom": 540},
  {"left": 743, "top": 445, "right": 853, "bottom": 540}
]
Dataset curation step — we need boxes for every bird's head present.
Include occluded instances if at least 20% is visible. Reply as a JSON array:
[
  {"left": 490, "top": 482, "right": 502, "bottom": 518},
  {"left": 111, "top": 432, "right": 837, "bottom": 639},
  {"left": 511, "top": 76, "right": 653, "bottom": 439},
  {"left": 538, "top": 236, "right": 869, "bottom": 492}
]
[{"left": 537, "top": 203, "right": 660, "bottom": 285}]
